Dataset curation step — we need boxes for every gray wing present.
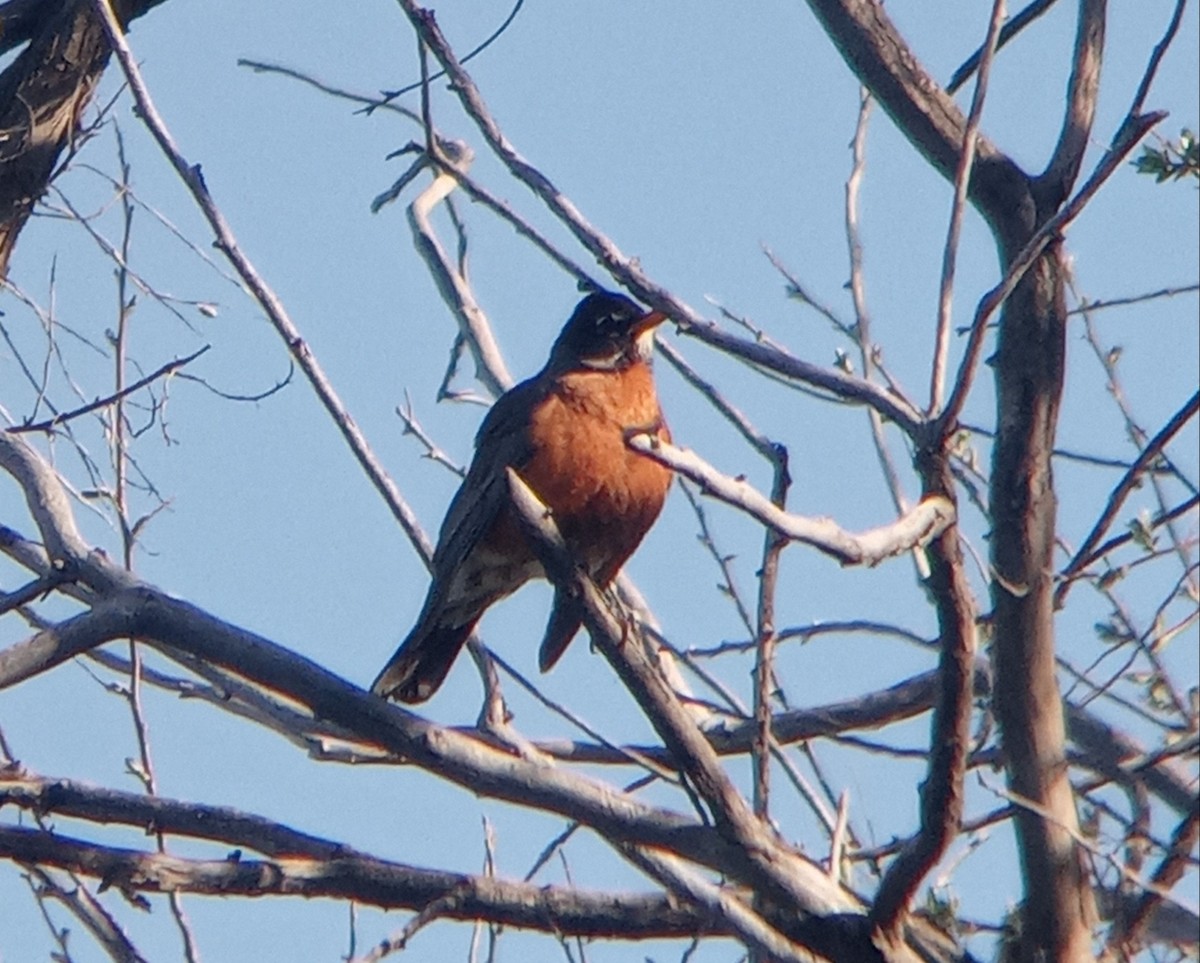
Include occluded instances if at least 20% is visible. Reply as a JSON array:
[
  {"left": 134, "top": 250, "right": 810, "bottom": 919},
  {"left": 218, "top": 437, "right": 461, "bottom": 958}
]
[{"left": 428, "top": 376, "right": 544, "bottom": 580}]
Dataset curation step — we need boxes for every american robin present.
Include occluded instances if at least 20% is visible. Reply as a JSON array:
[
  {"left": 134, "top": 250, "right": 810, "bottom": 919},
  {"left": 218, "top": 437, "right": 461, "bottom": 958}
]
[{"left": 372, "top": 291, "right": 672, "bottom": 703}]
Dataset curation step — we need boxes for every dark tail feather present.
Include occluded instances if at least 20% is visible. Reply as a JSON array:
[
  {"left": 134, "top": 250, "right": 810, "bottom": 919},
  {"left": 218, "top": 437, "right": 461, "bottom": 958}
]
[
  {"left": 538, "top": 591, "right": 584, "bottom": 672},
  {"left": 372, "top": 619, "right": 476, "bottom": 703}
]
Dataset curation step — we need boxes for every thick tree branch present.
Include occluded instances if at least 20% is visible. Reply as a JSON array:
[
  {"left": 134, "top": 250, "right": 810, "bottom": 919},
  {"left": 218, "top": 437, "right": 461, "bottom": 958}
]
[
  {"left": 1, "top": 773, "right": 355, "bottom": 860},
  {"left": 0, "top": 825, "right": 714, "bottom": 938},
  {"left": 0, "top": 433, "right": 133, "bottom": 593},
  {"left": 619, "top": 845, "right": 809, "bottom": 963},
  {"left": 0, "top": 587, "right": 752, "bottom": 873},
  {"left": 505, "top": 469, "right": 960, "bottom": 963},
  {"left": 1036, "top": 0, "right": 1106, "bottom": 204},
  {"left": 871, "top": 447, "right": 979, "bottom": 933}
]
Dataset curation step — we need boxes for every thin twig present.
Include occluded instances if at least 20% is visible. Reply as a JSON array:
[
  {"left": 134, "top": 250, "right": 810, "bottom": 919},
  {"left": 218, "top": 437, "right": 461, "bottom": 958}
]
[
  {"left": 937, "top": 108, "right": 1165, "bottom": 430},
  {"left": 92, "top": 0, "right": 433, "bottom": 562},
  {"left": 1066, "top": 283, "right": 1199, "bottom": 316},
  {"left": 677, "top": 481, "right": 755, "bottom": 637},
  {"left": 929, "top": 0, "right": 1006, "bottom": 415},
  {"left": 1064, "top": 494, "right": 1199, "bottom": 580},
  {"left": 8, "top": 347, "right": 209, "bottom": 435},
  {"left": 842, "top": 88, "right": 928, "bottom": 579},
  {"left": 1056, "top": 391, "right": 1199, "bottom": 607},
  {"left": 1126, "top": 0, "right": 1189, "bottom": 118}
]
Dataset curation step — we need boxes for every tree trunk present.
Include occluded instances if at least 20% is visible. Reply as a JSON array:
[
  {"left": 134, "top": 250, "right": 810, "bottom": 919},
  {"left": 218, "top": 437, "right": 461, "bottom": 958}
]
[{"left": 990, "top": 235, "right": 1097, "bottom": 962}]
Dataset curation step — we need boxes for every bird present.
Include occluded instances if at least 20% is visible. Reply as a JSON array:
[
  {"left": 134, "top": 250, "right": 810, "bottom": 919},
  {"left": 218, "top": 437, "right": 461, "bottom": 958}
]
[{"left": 372, "top": 291, "right": 673, "bottom": 703}]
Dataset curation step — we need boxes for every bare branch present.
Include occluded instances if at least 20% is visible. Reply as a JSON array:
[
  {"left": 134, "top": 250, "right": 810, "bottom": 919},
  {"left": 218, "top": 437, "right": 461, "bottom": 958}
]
[
  {"left": 802, "top": 0, "right": 1025, "bottom": 232},
  {"left": 237, "top": 58, "right": 421, "bottom": 123},
  {"left": 1065, "top": 495, "right": 1199, "bottom": 583},
  {"left": 626, "top": 435, "right": 954, "bottom": 566},
  {"left": 948, "top": 0, "right": 1063, "bottom": 93},
  {"left": 90, "top": 0, "right": 434, "bottom": 562},
  {"left": 503, "top": 468, "right": 959, "bottom": 962},
  {"left": 1037, "top": 0, "right": 1107, "bottom": 203},
  {"left": 0, "top": 432, "right": 132, "bottom": 593},
  {"left": 8, "top": 347, "right": 209, "bottom": 435},
  {"left": 1105, "top": 808, "right": 1200, "bottom": 954},
  {"left": 681, "top": 320, "right": 926, "bottom": 437},
  {"left": 395, "top": 2, "right": 672, "bottom": 304},
  {"left": 840, "top": 90, "right": 929, "bottom": 582},
  {"left": 619, "top": 846, "right": 812, "bottom": 963},
  {"left": 937, "top": 108, "right": 1165, "bottom": 429},
  {"left": 1126, "top": 0, "right": 1190, "bottom": 119},
  {"left": 872, "top": 441, "right": 980, "bottom": 930},
  {"left": 929, "top": 0, "right": 1006, "bottom": 416},
  {"left": 1066, "top": 283, "right": 1199, "bottom": 316},
  {"left": 1056, "top": 390, "right": 1199, "bottom": 606},
  {"left": 406, "top": 143, "right": 513, "bottom": 396},
  {"left": 0, "top": 826, "right": 712, "bottom": 939},
  {"left": 753, "top": 446, "right": 790, "bottom": 820}
]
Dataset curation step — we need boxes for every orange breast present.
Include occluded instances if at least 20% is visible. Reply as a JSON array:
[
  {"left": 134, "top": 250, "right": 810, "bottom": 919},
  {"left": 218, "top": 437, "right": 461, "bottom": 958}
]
[{"left": 523, "top": 362, "right": 671, "bottom": 581}]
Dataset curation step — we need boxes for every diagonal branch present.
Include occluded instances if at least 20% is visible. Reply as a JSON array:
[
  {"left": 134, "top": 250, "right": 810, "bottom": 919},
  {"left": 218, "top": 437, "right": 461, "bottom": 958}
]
[
  {"left": 680, "top": 319, "right": 926, "bottom": 437},
  {"left": 1056, "top": 390, "right": 1199, "bottom": 606},
  {"left": 870, "top": 451, "right": 979, "bottom": 933},
  {"left": 948, "top": 0, "right": 1063, "bottom": 93},
  {"left": 90, "top": 0, "right": 434, "bottom": 562},
  {"left": 619, "top": 846, "right": 810, "bottom": 963},
  {"left": 8, "top": 347, "right": 210, "bottom": 435},
  {"left": 406, "top": 143, "right": 513, "bottom": 396},
  {"left": 504, "top": 469, "right": 958, "bottom": 963}
]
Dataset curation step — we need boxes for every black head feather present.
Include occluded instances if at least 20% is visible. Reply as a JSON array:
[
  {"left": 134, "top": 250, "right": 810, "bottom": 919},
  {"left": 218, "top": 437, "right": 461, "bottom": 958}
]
[{"left": 548, "top": 292, "right": 663, "bottom": 371}]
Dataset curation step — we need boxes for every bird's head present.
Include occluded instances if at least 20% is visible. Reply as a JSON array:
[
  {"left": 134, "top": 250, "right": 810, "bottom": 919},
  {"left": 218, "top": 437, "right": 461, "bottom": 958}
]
[{"left": 548, "top": 292, "right": 668, "bottom": 372}]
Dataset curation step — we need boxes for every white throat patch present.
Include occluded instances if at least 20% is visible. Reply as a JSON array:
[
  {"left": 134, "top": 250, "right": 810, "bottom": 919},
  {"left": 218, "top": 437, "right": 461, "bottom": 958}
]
[
  {"left": 634, "top": 328, "right": 656, "bottom": 361},
  {"left": 579, "top": 347, "right": 625, "bottom": 371}
]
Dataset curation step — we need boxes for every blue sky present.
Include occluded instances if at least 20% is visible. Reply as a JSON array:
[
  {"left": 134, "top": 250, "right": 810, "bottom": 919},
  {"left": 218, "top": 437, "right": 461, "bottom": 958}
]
[{"left": 2, "top": 2, "right": 1197, "bottom": 960}]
